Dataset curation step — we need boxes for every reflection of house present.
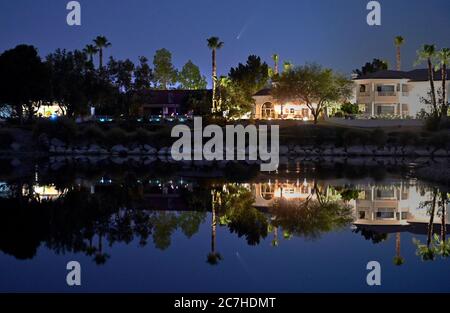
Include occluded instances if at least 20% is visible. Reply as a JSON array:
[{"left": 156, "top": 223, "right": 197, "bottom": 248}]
[
  {"left": 25, "top": 184, "right": 63, "bottom": 201},
  {"left": 138, "top": 89, "right": 210, "bottom": 117},
  {"left": 354, "top": 69, "right": 450, "bottom": 118},
  {"left": 253, "top": 180, "right": 318, "bottom": 208},
  {"left": 352, "top": 182, "right": 449, "bottom": 226},
  {"left": 252, "top": 89, "right": 316, "bottom": 120}
]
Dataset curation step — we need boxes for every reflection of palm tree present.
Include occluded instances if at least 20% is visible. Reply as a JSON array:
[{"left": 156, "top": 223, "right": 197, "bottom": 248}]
[
  {"left": 393, "top": 232, "right": 404, "bottom": 266},
  {"left": 207, "top": 190, "right": 222, "bottom": 265},
  {"left": 414, "top": 188, "right": 438, "bottom": 261},
  {"left": 94, "top": 233, "right": 110, "bottom": 265},
  {"left": 394, "top": 36, "right": 405, "bottom": 71}
]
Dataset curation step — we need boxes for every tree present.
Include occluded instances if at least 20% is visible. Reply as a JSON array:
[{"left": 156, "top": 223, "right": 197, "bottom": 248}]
[
  {"left": 93, "top": 35, "right": 112, "bottom": 69},
  {"left": 437, "top": 48, "right": 450, "bottom": 117},
  {"left": 217, "top": 76, "right": 254, "bottom": 120},
  {"left": 0, "top": 45, "right": 50, "bottom": 121},
  {"left": 218, "top": 55, "right": 269, "bottom": 119},
  {"left": 283, "top": 61, "right": 293, "bottom": 73},
  {"left": 229, "top": 55, "right": 269, "bottom": 97},
  {"left": 107, "top": 57, "right": 135, "bottom": 116},
  {"left": 272, "top": 53, "right": 279, "bottom": 76},
  {"left": 353, "top": 58, "right": 388, "bottom": 77},
  {"left": 178, "top": 60, "right": 207, "bottom": 89},
  {"left": 134, "top": 56, "right": 153, "bottom": 91},
  {"left": 185, "top": 90, "right": 212, "bottom": 116},
  {"left": 207, "top": 37, "right": 224, "bottom": 112},
  {"left": 152, "top": 48, "right": 178, "bottom": 89},
  {"left": 394, "top": 36, "right": 405, "bottom": 71},
  {"left": 416, "top": 44, "right": 438, "bottom": 117},
  {"left": 83, "top": 44, "right": 98, "bottom": 65},
  {"left": 46, "top": 49, "right": 93, "bottom": 117},
  {"left": 273, "top": 64, "right": 353, "bottom": 124}
]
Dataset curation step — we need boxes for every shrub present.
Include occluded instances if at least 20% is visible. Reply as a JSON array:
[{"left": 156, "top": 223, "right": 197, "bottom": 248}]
[
  {"left": 334, "top": 111, "right": 344, "bottom": 118},
  {"left": 32, "top": 117, "right": 78, "bottom": 143},
  {"left": 340, "top": 103, "right": 359, "bottom": 115},
  {"left": 0, "top": 129, "right": 14, "bottom": 149}
]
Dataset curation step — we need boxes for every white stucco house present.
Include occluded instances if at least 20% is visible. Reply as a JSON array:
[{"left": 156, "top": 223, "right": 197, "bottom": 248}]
[{"left": 353, "top": 69, "right": 450, "bottom": 118}]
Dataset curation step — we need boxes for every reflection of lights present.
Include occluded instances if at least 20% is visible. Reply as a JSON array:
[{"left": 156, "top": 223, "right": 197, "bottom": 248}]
[{"left": 302, "top": 117, "right": 309, "bottom": 122}]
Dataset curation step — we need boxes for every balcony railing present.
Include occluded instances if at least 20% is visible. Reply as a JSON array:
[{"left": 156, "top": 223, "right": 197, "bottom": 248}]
[
  {"left": 358, "top": 92, "right": 371, "bottom": 97},
  {"left": 376, "top": 91, "right": 397, "bottom": 97}
]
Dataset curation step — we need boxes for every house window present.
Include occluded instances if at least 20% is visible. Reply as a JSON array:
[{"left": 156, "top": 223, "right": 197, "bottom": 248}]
[
  {"left": 376, "top": 211, "right": 395, "bottom": 219},
  {"left": 360, "top": 85, "right": 367, "bottom": 92},
  {"left": 376, "top": 188, "right": 396, "bottom": 199},
  {"left": 377, "top": 85, "right": 395, "bottom": 92},
  {"left": 290, "top": 108, "right": 295, "bottom": 114},
  {"left": 376, "top": 105, "right": 395, "bottom": 115},
  {"left": 359, "top": 211, "right": 366, "bottom": 219}
]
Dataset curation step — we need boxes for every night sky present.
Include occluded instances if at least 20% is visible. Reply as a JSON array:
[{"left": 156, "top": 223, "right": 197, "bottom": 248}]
[{"left": 1, "top": 0, "right": 450, "bottom": 85}]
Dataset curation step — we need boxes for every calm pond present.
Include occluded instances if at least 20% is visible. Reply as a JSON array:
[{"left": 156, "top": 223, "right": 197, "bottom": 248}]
[{"left": 0, "top": 158, "right": 449, "bottom": 292}]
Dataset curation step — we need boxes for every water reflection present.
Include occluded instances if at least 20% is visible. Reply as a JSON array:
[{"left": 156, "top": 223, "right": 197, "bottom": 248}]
[{"left": 0, "top": 168, "right": 448, "bottom": 266}]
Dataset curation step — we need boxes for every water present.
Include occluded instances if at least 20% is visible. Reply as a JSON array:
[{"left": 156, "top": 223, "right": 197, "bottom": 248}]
[{"left": 0, "top": 158, "right": 449, "bottom": 292}]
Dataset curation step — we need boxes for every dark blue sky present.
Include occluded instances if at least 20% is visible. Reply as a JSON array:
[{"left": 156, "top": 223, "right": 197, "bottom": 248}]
[{"left": 1, "top": 0, "right": 449, "bottom": 85}]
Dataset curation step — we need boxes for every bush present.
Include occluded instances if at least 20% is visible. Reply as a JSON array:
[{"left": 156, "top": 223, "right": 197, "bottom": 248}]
[
  {"left": 0, "top": 129, "right": 14, "bottom": 149},
  {"left": 334, "top": 111, "right": 344, "bottom": 118},
  {"left": 341, "top": 103, "right": 359, "bottom": 115},
  {"left": 33, "top": 117, "right": 78, "bottom": 143}
]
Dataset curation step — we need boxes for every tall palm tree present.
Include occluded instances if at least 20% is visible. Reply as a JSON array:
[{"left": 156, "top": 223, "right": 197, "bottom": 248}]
[
  {"left": 437, "top": 48, "right": 450, "bottom": 117},
  {"left": 207, "top": 37, "right": 224, "bottom": 113},
  {"left": 93, "top": 35, "right": 112, "bottom": 69},
  {"left": 394, "top": 36, "right": 405, "bottom": 71},
  {"left": 272, "top": 54, "right": 279, "bottom": 76},
  {"left": 416, "top": 44, "right": 438, "bottom": 116},
  {"left": 83, "top": 44, "right": 99, "bottom": 64}
]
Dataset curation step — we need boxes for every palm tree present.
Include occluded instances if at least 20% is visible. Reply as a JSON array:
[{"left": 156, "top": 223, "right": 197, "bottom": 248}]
[
  {"left": 93, "top": 35, "right": 112, "bottom": 69},
  {"left": 437, "top": 48, "right": 450, "bottom": 117},
  {"left": 394, "top": 36, "right": 405, "bottom": 71},
  {"left": 416, "top": 44, "right": 438, "bottom": 116},
  {"left": 207, "top": 37, "right": 224, "bottom": 113},
  {"left": 283, "top": 61, "right": 293, "bottom": 73},
  {"left": 83, "top": 44, "right": 99, "bottom": 64},
  {"left": 272, "top": 54, "right": 279, "bottom": 76}
]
